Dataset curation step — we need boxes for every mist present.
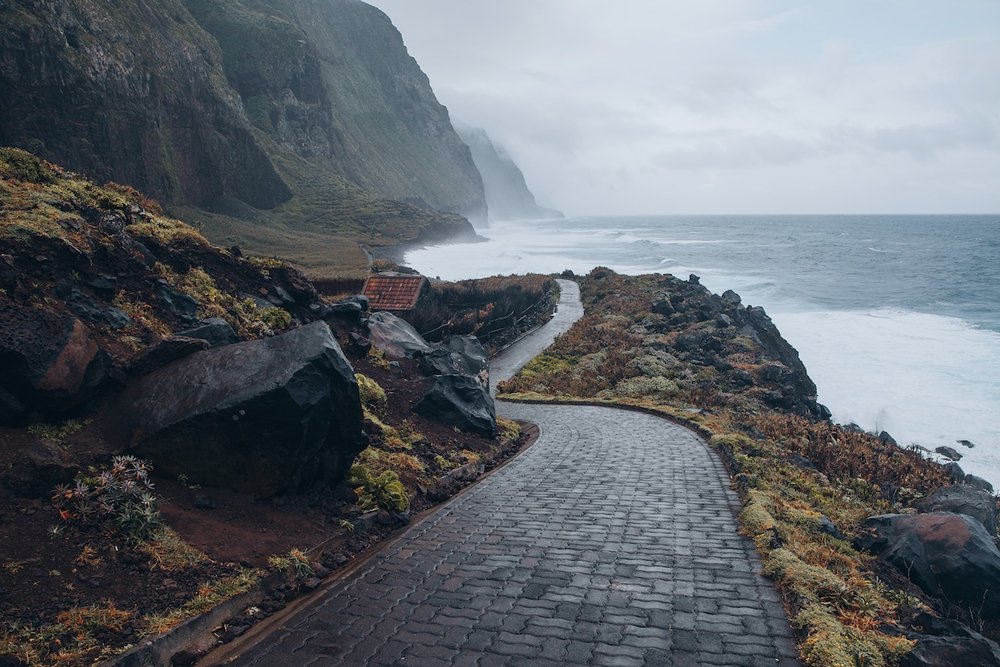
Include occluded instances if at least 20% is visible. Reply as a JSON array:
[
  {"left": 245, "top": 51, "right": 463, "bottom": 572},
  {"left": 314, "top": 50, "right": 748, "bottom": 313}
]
[{"left": 369, "top": 0, "right": 1000, "bottom": 216}]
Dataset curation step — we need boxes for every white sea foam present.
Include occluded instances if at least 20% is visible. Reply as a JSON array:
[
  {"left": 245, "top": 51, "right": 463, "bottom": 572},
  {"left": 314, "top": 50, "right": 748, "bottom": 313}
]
[
  {"left": 406, "top": 218, "right": 1000, "bottom": 487},
  {"left": 772, "top": 308, "right": 1000, "bottom": 484}
]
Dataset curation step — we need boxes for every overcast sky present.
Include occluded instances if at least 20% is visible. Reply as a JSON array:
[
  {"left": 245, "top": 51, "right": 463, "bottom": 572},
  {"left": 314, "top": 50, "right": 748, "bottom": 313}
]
[{"left": 369, "top": 1, "right": 1000, "bottom": 216}]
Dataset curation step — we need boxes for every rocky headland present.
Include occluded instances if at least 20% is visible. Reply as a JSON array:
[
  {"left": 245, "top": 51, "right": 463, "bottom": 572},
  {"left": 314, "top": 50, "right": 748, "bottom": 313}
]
[{"left": 499, "top": 267, "right": 1000, "bottom": 667}]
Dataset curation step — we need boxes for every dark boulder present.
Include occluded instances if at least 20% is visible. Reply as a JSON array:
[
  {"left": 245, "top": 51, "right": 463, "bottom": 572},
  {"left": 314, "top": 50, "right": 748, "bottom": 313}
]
[
  {"left": 0, "top": 306, "right": 110, "bottom": 421},
  {"left": 651, "top": 298, "right": 674, "bottom": 316},
  {"left": 414, "top": 374, "right": 497, "bottom": 437},
  {"left": 263, "top": 285, "right": 294, "bottom": 308},
  {"left": 326, "top": 300, "right": 364, "bottom": 322},
  {"left": 155, "top": 282, "right": 199, "bottom": 320},
  {"left": 674, "top": 333, "right": 703, "bottom": 352},
  {"left": 817, "top": 515, "right": 847, "bottom": 540},
  {"left": 878, "top": 431, "right": 897, "bottom": 446},
  {"left": 855, "top": 512, "right": 1000, "bottom": 617},
  {"left": 420, "top": 336, "right": 490, "bottom": 388},
  {"left": 367, "top": 312, "right": 432, "bottom": 358},
  {"left": 721, "top": 289, "right": 742, "bottom": 306},
  {"left": 760, "top": 364, "right": 787, "bottom": 383},
  {"left": 915, "top": 485, "right": 997, "bottom": 534},
  {"left": 902, "top": 612, "right": 1000, "bottom": 666},
  {"left": 105, "top": 322, "right": 365, "bottom": 497},
  {"left": 175, "top": 318, "right": 239, "bottom": 348},
  {"left": 935, "top": 446, "right": 963, "bottom": 461},
  {"left": 958, "top": 439, "right": 976, "bottom": 449},
  {"left": 966, "top": 474, "right": 995, "bottom": 494},
  {"left": 127, "top": 336, "right": 210, "bottom": 377},
  {"left": 54, "top": 280, "right": 131, "bottom": 329},
  {"left": 342, "top": 295, "right": 370, "bottom": 312},
  {"left": 729, "top": 369, "right": 755, "bottom": 386},
  {"left": 1, "top": 439, "right": 78, "bottom": 497},
  {"left": 84, "top": 275, "right": 118, "bottom": 299},
  {"left": 715, "top": 314, "right": 732, "bottom": 328},
  {"left": 944, "top": 462, "right": 966, "bottom": 484}
]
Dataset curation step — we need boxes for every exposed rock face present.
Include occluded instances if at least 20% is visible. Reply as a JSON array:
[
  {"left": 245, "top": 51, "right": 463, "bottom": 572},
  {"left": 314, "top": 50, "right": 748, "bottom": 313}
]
[
  {"left": 966, "top": 474, "right": 995, "bottom": 494},
  {"left": 419, "top": 336, "right": 490, "bottom": 389},
  {"left": 105, "top": 322, "right": 365, "bottom": 496},
  {"left": 902, "top": 612, "right": 1000, "bottom": 667},
  {"left": 368, "top": 312, "right": 433, "bottom": 359},
  {"left": 915, "top": 485, "right": 998, "bottom": 534},
  {"left": 415, "top": 374, "right": 497, "bottom": 437},
  {"left": 0, "top": 307, "right": 109, "bottom": 422},
  {"left": 175, "top": 318, "right": 239, "bottom": 348},
  {"left": 646, "top": 276, "right": 829, "bottom": 420},
  {"left": 127, "top": 336, "right": 211, "bottom": 377},
  {"left": 936, "top": 445, "right": 963, "bottom": 461},
  {"left": 855, "top": 512, "right": 1000, "bottom": 617},
  {"left": 454, "top": 124, "right": 562, "bottom": 222},
  {"left": 0, "top": 0, "right": 290, "bottom": 210},
  {"left": 3, "top": 439, "right": 78, "bottom": 498},
  {"left": 0, "top": 0, "right": 485, "bottom": 245}
]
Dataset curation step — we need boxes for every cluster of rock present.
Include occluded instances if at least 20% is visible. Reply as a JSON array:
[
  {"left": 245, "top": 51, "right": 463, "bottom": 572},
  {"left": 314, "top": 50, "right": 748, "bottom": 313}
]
[
  {"left": 363, "top": 311, "right": 497, "bottom": 437},
  {"left": 855, "top": 482, "right": 1000, "bottom": 664},
  {"left": 645, "top": 274, "right": 830, "bottom": 420}
]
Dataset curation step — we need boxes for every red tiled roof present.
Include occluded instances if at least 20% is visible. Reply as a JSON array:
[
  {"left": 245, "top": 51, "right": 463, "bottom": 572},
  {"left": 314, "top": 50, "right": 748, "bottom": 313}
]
[{"left": 363, "top": 275, "right": 427, "bottom": 311}]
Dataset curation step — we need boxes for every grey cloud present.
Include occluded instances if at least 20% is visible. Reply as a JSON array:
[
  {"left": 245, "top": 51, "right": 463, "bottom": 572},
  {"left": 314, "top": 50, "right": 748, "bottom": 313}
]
[
  {"left": 371, "top": 0, "right": 1000, "bottom": 214},
  {"left": 833, "top": 117, "right": 999, "bottom": 159},
  {"left": 652, "top": 132, "right": 815, "bottom": 171}
]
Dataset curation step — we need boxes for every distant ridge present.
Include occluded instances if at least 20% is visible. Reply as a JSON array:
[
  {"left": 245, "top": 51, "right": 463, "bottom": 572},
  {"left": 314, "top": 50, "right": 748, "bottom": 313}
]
[
  {"left": 0, "top": 0, "right": 487, "bottom": 274},
  {"left": 455, "top": 124, "right": 563, "bottom": 223}
]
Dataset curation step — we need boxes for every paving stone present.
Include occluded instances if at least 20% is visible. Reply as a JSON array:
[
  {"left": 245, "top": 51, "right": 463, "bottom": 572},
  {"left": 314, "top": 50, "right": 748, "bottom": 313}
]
[{"left": 230, "top": 281, "right": 800, "bottom": 666}]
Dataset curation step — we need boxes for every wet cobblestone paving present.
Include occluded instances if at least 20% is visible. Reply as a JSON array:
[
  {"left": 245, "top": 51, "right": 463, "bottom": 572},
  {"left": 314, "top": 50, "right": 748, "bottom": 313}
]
[{"left": 230, "top": 279, "right": 800, "bottom": 666}]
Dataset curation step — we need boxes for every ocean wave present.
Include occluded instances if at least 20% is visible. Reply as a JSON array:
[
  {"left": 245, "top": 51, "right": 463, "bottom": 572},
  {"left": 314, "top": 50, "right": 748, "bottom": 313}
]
[{"left": 773, "top": 307, "right": 1000, "bottom": 487}]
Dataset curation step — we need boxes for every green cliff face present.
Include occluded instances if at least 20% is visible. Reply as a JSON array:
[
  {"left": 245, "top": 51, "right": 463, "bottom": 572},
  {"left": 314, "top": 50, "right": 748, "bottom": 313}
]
[
  {"left": 0, "top": 0, "right": 291, "bottom": 210},
  {"left": 0, "top": 0, "right": 484, "bottom": 273}
]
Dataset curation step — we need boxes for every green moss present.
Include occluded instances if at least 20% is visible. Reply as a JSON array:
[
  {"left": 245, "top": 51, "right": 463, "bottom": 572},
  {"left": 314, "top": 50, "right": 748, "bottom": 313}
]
[
  {"left": 0, "top": 147, "right": 59, "bottom": 184},
  {"left": 355, "top": 373, "right": 388, "bottom": 410}
]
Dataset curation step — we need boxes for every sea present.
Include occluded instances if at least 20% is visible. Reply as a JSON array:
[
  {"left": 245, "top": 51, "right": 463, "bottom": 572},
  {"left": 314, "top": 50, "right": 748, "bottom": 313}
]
[{"left": 404, "top": 215, "right": 1000, "bottom": 487}]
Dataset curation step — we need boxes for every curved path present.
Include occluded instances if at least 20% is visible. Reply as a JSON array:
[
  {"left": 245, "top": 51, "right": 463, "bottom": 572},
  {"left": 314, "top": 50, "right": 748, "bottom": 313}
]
[{"left": 230, "top": 280, "right": 799, "bottom": 666}]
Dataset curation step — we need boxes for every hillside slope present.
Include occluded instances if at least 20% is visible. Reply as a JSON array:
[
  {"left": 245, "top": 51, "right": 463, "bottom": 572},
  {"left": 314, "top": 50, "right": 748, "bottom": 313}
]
[{"left": 0, "top": 0, "right": 484, "bottom": 274}]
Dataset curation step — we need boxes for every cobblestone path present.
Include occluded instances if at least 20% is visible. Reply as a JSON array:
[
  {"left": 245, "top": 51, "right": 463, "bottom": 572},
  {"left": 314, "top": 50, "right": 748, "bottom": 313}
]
[{"left": 228, "top": 280, "right": 800, "bottom": 666}]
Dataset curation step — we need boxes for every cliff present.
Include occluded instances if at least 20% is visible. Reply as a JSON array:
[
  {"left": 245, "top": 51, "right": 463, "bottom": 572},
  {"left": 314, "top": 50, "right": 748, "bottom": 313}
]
[
  {"left": 455, "top": 124, "right": 563, "bottom": 222},
  {"left": 0, "top": 0, "right": 485, "bottom": 274}
]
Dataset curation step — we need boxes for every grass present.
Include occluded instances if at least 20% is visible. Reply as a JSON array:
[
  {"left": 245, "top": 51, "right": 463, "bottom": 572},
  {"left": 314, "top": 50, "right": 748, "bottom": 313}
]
[
  {"left": 498, "top": 268, "right": 950, "bottom": 667},
  {"left": 27, "top": 419, "right": 86, "bottom": 443},
  {"left": 139, "top": 527, "right": 209, "bottom": 571},
  {"left": 0, "top": 601, "right": 135, "bottom": 665},
  {"left": 139, "top": 569, "right": 260, "bottom": 638}
]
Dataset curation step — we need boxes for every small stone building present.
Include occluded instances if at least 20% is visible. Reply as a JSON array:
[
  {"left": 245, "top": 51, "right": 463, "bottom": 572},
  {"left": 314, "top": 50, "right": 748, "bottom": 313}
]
[{"left": 362, "top": 274, "right": 430, "bottom": 317}]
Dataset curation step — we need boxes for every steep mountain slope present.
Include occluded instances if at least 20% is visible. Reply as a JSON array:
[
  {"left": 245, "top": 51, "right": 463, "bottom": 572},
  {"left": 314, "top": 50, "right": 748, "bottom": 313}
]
[
  {"left": 456, "top": 124, "right": 563, "bottom": 222},
  {"left": 185, "top": 0, "right": 487, "bottom": 223},
  {"left": 0, "top": 0, "right": 290, "bottom": 211},
  {"left": 0, "top": 0, "right": 485, "bottom": 275}
]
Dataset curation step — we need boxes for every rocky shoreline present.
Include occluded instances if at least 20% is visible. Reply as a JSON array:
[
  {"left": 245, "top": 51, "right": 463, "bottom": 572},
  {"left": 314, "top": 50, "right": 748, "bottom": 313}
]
[{"left": 498, "top": 267, "right": 1000, "bottom": 667}]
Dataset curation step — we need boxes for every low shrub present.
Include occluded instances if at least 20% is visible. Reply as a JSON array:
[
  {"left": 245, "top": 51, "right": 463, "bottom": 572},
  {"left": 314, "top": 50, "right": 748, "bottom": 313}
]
[{"left": 51, "top": 456, "right": 161, "bottom": 543}]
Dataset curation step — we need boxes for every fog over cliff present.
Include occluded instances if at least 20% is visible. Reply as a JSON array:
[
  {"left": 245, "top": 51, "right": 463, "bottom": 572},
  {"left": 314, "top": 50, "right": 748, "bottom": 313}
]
[
  {"left": 454, "top": 123, "right": 563, "bottom": 223},
  {"left": 371, "top": 1, "right": 1000, "bottom": 215}
]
